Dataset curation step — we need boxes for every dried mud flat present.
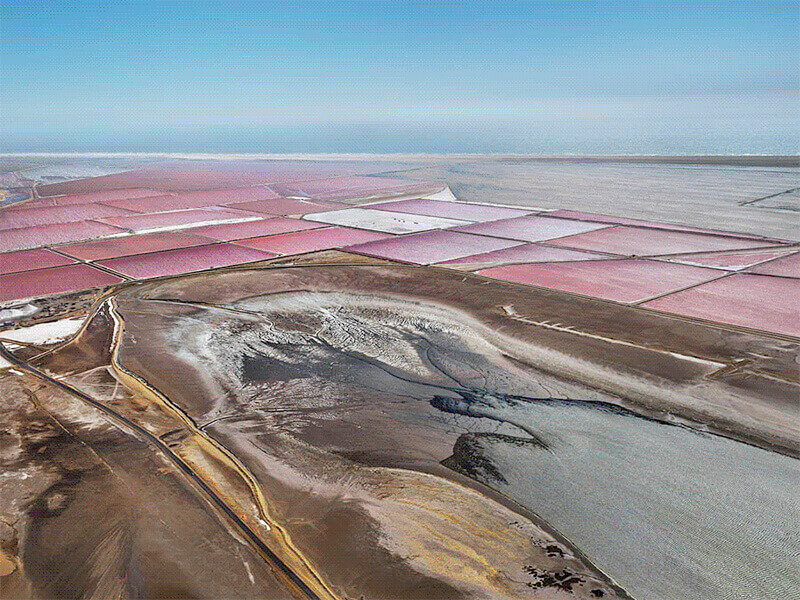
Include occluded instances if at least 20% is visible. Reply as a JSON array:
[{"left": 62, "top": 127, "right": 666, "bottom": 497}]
[{"left": 1, "top": 257, "right": 798, "bottom": 599}]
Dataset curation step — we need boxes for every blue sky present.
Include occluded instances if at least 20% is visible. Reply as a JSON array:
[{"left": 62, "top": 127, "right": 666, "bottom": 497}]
[{"left": 1, "top": 1, "right": 797, "bottom": 153}]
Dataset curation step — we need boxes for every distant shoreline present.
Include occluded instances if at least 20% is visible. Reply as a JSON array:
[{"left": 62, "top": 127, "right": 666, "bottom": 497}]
[
  {"left": 497, "top": 155, "right": 800, "bottom": 167},
  {"left": 1, "top": 152, "right": 798, "bottom": 168}
]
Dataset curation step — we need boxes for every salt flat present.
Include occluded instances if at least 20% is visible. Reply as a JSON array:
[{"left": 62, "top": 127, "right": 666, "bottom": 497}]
[{"left": 381, "top": 156, "right": 799, "bottom": 240}]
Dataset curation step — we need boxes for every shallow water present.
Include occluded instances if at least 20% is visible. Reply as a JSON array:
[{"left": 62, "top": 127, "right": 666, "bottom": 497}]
[{"left": 441, "top": 398, "right": 800, "bottom": 600}]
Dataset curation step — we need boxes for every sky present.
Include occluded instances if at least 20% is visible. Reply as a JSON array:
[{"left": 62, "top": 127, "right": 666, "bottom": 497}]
[{"left": 1, "top": 1, "right": 798, "bottom": 154}]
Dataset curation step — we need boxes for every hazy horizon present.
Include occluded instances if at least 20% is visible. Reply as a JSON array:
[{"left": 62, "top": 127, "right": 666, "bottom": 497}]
[{"left": 2, "top": 1, "right": 798, "bottom": 155}]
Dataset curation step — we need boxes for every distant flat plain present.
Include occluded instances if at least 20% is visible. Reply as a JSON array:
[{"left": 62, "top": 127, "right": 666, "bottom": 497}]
[
  {"left": 378, "top": 155, "right": 799, "bottom": 241},
  {"left": 2, "top": 153, "right": 798, "bottom": 240}
]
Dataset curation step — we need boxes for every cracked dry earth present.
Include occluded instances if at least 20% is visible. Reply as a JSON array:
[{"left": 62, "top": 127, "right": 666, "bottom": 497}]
[{"left": 1, "top": 261, "right": 798, "bottom": 600}]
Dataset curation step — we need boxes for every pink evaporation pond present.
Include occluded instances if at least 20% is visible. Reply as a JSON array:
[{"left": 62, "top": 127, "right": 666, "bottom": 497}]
[
  {"left": 454, "top": 215, "right": 611, "bottom": 243},
  {"left": 227, "top": 198, "right": 339, "bottom": 216},
  {"left": 0, "top": 203, "right": 135, "bottom": 231},
  {"left": 23, "top": 188, "right": 166, "bottom": 207},
  {"left": 58, "top": 231, "right": 211, "bottom": 261},
  {"left": 369, "top": 198, "right": 533, "bottom": 222},
  {"left": 549, "top": 226, "right": 776, "bottom": 256},
  {"left": 0, "top": 221, "right": 127, "bottom": 253},
  {"left": 546, "top": 209, "right": 780, "bottom": 242},
  {"left": 271, "top": 176, "right": 437, "bottom": 200},
  {"left": 0, "top": 248, "right": 77, "bottom": 275},
  {"left": 34, "top": 161, "right": 384, "bottom": 196},
  {"left": 102, "top": 194, "right": 215, "bottom": 213},
  {"left": 235, "top": 227, "right": 391, "bottom": 255},
  {"left": 103, "top": 186, "right": 279, "bottom": 212},
  {"left": 99, "top": 208, "right": 260, "bottom": 233},
  {"left": 189, "top": 217, "right": 324, "bottom": 241},
  {"left": 177, "top": 186, "right": 280, "bottom": 205},
  {"left": 0, "top": 264, "right": 124, "bottom": 303},
  {"left": 747, "top": 252, "right": 800, "bottom": 278},
  {"left": 436, "top": 244, "right": 605, "bottom": 268},
  {"left": 97, "top": 244, "right": 276, "bottom": 279},
  {"left": 666, "top": 248, "right": 798, "bottom": 270},
  {"left": 478, "top": 259, "right": 722, "bottom": 304},
  {"left": 347, "top": 230, "right": 523, "bottom": 265},
  {"left": 642, "top": 274, "right": 800, "bottom": 337}
]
